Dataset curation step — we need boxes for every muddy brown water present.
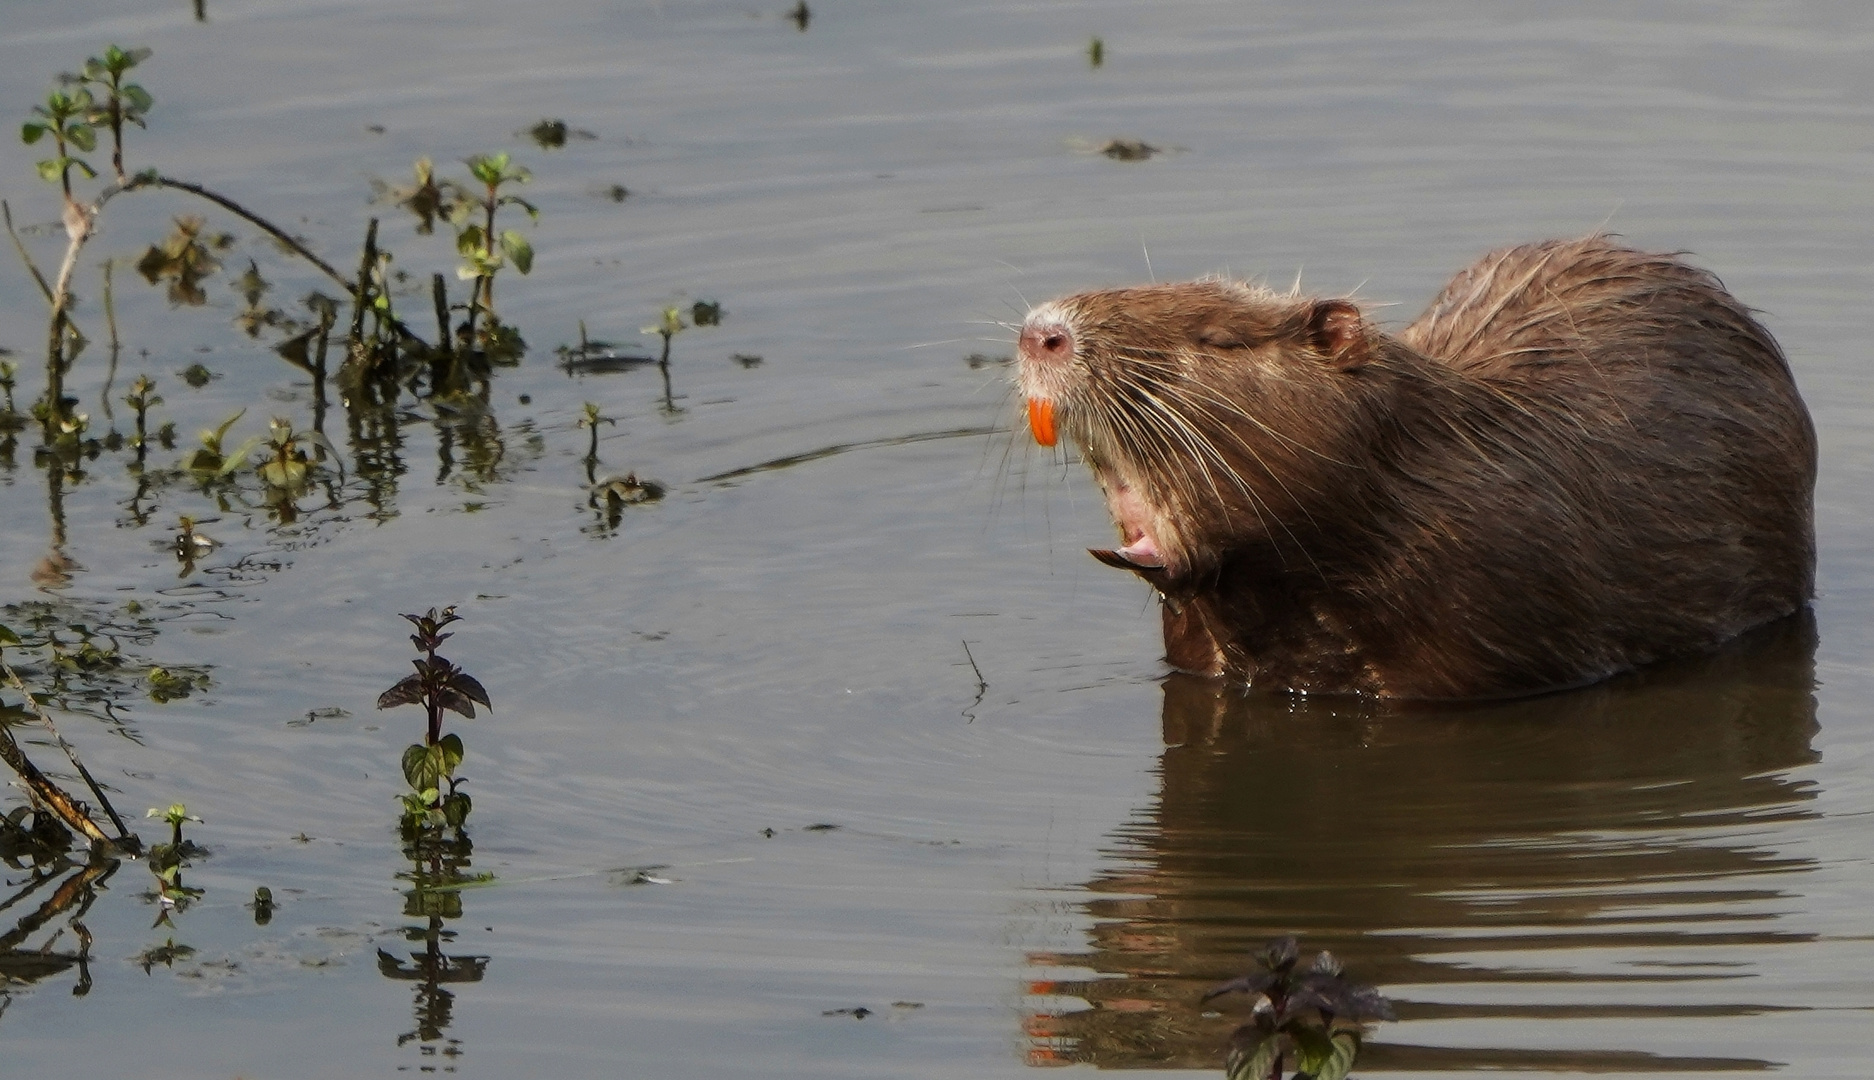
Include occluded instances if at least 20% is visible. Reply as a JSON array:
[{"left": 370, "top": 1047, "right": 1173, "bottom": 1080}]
[{"left": 1, "top": 2, "right": 1871, "bottom": 1077}]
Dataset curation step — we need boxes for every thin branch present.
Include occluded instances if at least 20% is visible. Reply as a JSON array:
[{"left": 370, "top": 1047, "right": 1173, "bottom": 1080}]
[
  {"left": 45, "top": 172, "right": 425, "bottom": 347},
  {"left": 0, "top": 652, "right": 135, "bottom": 847},
  {"left": 1, "top": 200, "right": 55, "bottom": 304},
  {"left": 0, "top": 719, "right": 113, "bottom": 848},
  {"left": 149, "top": 174, "right": 351, "bottom": 290},
  {"left": 960, "top": 639, "right": 987, "bottom": 723}
]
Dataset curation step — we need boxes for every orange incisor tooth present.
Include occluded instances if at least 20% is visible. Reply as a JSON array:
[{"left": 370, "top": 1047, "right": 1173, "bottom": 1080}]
[{"left": 1027, "top": 397, "right": 1057, "bottom": 446}]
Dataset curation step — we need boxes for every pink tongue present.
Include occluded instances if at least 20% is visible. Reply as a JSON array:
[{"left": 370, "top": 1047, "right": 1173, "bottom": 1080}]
[
  {"left": 1105, "top": 475, "right": 1162, "bottom": 566},
  {"left": 1116, "top": 536, "right": 1164, "bottom": 568}
]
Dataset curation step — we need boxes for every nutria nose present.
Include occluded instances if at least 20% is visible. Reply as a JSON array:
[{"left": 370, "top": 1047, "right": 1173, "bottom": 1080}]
[{"left": 1019, "top": 321, "right": 1074, "bottom": 364}]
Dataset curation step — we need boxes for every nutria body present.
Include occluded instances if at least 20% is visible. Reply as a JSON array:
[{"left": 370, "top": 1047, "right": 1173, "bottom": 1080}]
[{"left": 1015, "top": 236, "right": 1816, "bottom": 699}]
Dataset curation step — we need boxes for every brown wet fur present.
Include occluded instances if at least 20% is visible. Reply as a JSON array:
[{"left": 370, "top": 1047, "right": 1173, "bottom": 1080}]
[{"left": 1016, "top": 236, "right": 1817, "bottom": 699}]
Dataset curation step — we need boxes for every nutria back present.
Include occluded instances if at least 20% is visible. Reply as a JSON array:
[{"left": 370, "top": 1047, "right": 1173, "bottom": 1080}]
[{"left": 1015, "top": 236, "right": 1816, "bottom": 698}]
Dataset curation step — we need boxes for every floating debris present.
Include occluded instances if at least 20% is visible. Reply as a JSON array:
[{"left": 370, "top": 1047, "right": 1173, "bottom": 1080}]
[
  {"left": 524, "top": 119, "right": 596, "bottom": 149},
  {"left": 1100, "top": 138, "right": 1158, "bottom": 161},
  {"left": 592, "top": 473, "right": 665, "bottom": 505}
]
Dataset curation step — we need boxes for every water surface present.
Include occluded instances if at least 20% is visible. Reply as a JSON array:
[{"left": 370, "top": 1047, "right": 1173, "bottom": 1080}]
[{"left": 0, "top": 2, "right": 1870, "bottom": 1077}]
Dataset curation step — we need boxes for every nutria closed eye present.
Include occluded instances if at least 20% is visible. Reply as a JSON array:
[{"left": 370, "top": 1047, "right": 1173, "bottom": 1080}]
[{"left": 1013, "top": 235, "right": 1817, "bottom": 700}]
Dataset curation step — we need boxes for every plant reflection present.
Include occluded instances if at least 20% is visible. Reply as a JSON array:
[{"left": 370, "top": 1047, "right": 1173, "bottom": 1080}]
[
  {"left": 1025, "top": 614, "right": 1822, "bottom": 1073},
  {"left": 380, "top": 827, "right": 490, "bottom": 1070},
  {"left": 0, "top": 849, "right": 115, "bottom": 1009}
]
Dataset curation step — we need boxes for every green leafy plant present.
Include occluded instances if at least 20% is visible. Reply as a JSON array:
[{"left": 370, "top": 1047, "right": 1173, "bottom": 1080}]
[
  {"left": 123, "top": 373, "right": 160, "bottom": 461},
  {"left": 221, "top": 415, "right": 338, "bottom": 491},
  {"left": 642, "top": 305, "right": 688, "bottom": 411},
  {"left": 12, "top": 43, "right": 527, "bottom": 439},
  {"left": 144, "top": 802, "right": 205, "bottom": 920},
  {"left": 378, "top": 607, "right": 490, "bottom": 832},
  {"left": 643, "top": 305, "right": 686, "bottom": 363},
  {"left": 1204, "top": 938, "right": 1395, "bottom": 1080},
  {"left": 183, "top": 409, "right": 243, "bottom": 474},
  {"left": 577, "top": 400, "right": 614, "bottom": 482},
  {"left": 22, "top": 86, "right": 98, "bottom": 205},
  {"left": 75, "top": 44, "right": 152, "bottom": 181},
  {"left": 453, "top": 151, "right": 536, "bottom": 355}
]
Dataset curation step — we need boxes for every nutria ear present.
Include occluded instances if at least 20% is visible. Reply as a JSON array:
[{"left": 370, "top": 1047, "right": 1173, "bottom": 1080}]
[{"left": 1307, "top": 300, "right": 1367, "bottom": 369}]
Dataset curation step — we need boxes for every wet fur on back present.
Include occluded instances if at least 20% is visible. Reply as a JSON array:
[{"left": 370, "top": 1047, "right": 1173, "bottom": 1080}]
[{"left": 1015, "top": 236, "right": 1816, "bottom": 698}]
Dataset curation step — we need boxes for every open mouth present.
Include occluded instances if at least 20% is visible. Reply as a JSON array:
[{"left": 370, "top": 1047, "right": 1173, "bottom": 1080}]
[{"left": 1095, "top": 468, "right": 1166, "bottom": 569}]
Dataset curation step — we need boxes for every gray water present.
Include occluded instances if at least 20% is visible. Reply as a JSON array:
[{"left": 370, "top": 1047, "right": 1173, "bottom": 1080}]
[{"left": 0, "top": 2, "right": 1871, "bottom": 1076}]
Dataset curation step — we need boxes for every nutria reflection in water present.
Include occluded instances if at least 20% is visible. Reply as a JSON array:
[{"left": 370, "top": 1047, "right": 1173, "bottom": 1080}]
[
  {"left": 1023, "top": 615, "right": 1820, "bottom": 1071},
  {"left": 1015, "top": 236, "right": 1817, "bottom": 698}
]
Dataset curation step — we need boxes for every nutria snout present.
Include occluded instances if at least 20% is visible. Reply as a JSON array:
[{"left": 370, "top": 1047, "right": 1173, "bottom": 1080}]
[{"left": 1014, "top": 236, "right": 1817, "bottom": 699}]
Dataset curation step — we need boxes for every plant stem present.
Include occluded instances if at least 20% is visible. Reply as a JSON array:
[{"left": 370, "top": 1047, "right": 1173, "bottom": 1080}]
[
  {"left": 350, "top": 217, "right": 379, "bottom": 345},
  {"left": 2, "top": 200, "right": 56, "bottom": 305},
  {"left": 101, "top": 259, "right": 119, "bottom": 420}
]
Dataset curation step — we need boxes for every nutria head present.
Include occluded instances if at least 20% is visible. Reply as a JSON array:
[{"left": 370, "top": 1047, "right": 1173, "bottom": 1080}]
[{"left": 1015, "top": 280, "right": 1402, "bottom": 587}]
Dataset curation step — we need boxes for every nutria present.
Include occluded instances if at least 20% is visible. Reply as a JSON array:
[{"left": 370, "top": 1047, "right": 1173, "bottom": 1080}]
[{"left": 1014, "top": 236, "right": 1816, "bottom": 699}]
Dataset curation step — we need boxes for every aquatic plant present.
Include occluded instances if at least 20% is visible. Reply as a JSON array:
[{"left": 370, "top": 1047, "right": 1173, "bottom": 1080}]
[
  {"left": 643, "top": 305, "right": 689, "bottom": 411},
  {"left": 379, "top": 607, "right": 489, "bottom": 832},
  {"left": 1204, "top": 938, "right": 1394, "bottom": 1080},
  {"left": 123, "top": 374, "right": 159, "bottom": 463},
  {"left": 221, "top": 416, "right": 338, "bottom": 492},
  {"left": 453, "top": 151, "right": 536, "bottom": 361},
  {"left": 577, "top": 400, "right": 614, "bottom": 483},
  {"left": 145, "top": 800, "right": 207, "bottom": 920},
  {"left": 9, "top": 43, "right": 557, "bottom": 442}
]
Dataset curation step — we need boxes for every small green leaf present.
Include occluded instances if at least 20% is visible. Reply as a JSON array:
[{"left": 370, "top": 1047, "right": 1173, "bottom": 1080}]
[
  {"left": 21, "top": 122, "right": 46, "bottom": 145},
  {"left": 439, "top": 732, "right": 464, "bottom": 772},
  {"left": 499, "top": 230, "right": 533, "bottom": 274},
  {"left": 68, "top": 157, "right": 97, "bottom": 179},
  {"left": 109, "top": 45, "right": 153, "bottom": 70},
  {"left": 218, "top": 433, "right": 266, "bottom": 475},
  {"left": 0, "top": 625, "right": 20, "bottom": 647},
  {"left": 122, "top": 84, "right": 154, "bottom": 114},
  {"left": 455, "top": 225, "right": 484, "bottom": 256},
  {"left": 35, "top": 159, "right": 62, "bottom": 182},
  {"left": 402, "top": 742, "right": 435, "bottom": 791},
  {"left": 1227, "top": 1033, "right": 1282, "bottom": 1080},
  {"left": 66, "top": 125, "right": 97, "bottom": 152},
  {"left": 500, "top": 195, "right": 540, "bottom": 220},
  {"left": 1292, "top": 1026, "right": 1335, "bottom": 1076},
  {"left": 1314, "top": 1033, "right": 1359, "bottom": 1080}
]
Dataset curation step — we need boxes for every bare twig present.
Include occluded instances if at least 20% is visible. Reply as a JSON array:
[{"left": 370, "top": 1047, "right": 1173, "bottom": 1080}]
[
  {"left": 1, "top": 200, "right": 55, "bottom": 304},
  {"left": 0, "top": 721, "right": 113, "bottom": 848},
  {"left": 0, "top": 650, "right": 135, "bottom": 847},
  {"left": 149, "top": 174, "right": 351, "bottom": 289},
  {"left": 960, "top": 639, "right": 987, "bottom": 723},
  {"left": 45, "top": 173, "right": 424, "bottom": 353}
]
